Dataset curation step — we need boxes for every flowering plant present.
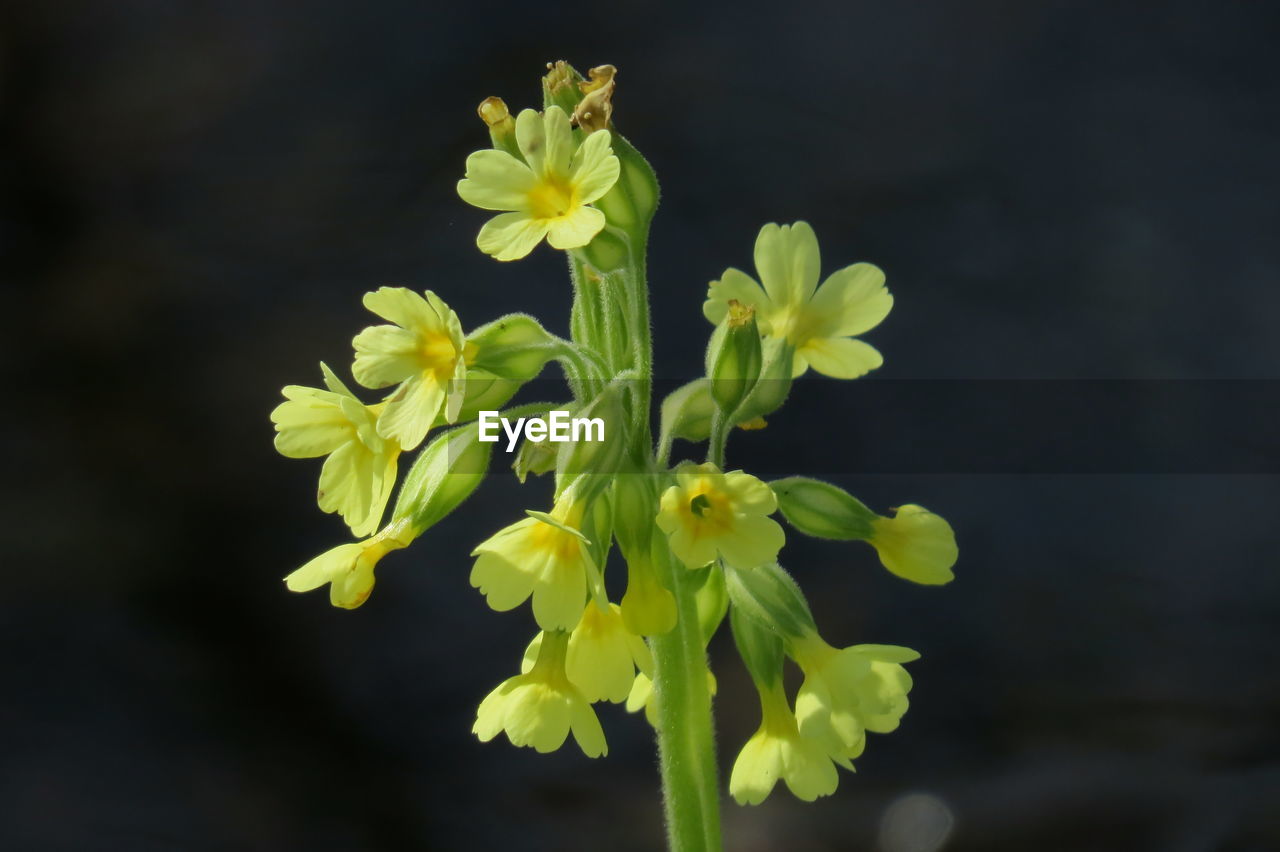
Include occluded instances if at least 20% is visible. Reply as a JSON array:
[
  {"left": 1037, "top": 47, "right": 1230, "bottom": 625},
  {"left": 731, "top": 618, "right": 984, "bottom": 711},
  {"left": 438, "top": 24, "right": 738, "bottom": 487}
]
[{"left": 271, "top": 61, "right": 957, "bottom": 851}]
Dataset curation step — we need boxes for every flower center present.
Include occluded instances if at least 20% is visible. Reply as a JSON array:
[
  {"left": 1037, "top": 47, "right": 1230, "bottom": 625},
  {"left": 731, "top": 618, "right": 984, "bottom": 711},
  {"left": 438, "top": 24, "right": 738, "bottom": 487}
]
[
  {"left": 527, "top": 175, "right": 578, "bottom": 221},
  {"left": 419, "top": 331, "right": 459, "bottom": 378}
]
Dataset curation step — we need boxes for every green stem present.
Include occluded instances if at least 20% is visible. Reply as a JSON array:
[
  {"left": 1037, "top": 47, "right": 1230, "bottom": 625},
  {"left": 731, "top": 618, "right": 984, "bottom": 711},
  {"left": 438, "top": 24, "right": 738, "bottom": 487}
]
[
  {"left": 649, "top": 544, "right": 723, "bottom": 851},
  {"left": 707, "top": 410, "right": 728, "bottom": 469}
]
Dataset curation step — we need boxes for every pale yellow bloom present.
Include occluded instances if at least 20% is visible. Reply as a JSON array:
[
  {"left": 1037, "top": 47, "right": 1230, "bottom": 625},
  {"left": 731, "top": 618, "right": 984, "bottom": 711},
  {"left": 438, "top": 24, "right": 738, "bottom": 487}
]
[
  {"left": 457, "top": 106, "right": 620, "bottom": 260},
  {"left": 474, "top": 630, "right": 607, "bottom": 757},
  {"left": 656, "top": 463, "right": 785, "bottom": 569},
  {"left": 284, "top": 518, "right": 414, "bottom": 609},
  {"left": 704, "top": 222, "right": 892, "bottom": 379},
  {"left": 870, "top": 504, "right": 958, "bottom": 585},
  {"left": 352, "top": 287, "right": 469, "bottom": 451},
  {"left": 270, "top": 363, "right": 400, "bottom": 537},
  {"left": 470, "top": 487, "right": 601, "bottom": 631},
  {"left": 729, "top": 683, "right": 840, "bottom": 805},
  {"left": 792, "top": 633, "right": 918, "bottom": 752}
]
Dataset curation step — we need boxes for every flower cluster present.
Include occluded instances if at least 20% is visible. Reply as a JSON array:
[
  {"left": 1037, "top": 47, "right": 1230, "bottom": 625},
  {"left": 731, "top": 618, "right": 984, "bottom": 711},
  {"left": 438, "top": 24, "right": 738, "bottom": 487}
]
[{"left": 270, "top": 60, "right": 958, "bottom": 830}]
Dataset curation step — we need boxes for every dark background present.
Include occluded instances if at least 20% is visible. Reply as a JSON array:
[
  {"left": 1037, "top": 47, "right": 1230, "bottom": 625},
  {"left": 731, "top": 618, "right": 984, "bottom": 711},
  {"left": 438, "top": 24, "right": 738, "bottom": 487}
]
[{"left": 3, "top": 1, "right": 1278, "bottom": 850}]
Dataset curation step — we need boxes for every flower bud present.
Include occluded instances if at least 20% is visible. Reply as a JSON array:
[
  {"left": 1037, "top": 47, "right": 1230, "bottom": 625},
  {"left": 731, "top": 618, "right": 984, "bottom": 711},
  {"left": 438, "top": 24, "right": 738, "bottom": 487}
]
[
  {"left": 542, "top": 60, "right": 585, "bottom": 116},
  {"left": 512, "top": 433, "right": 557, "bottom": 483},
  {"left": 659, "top": 379, "right": 716, "bottom": 444},
  {"left": 724, "top": 561, "right": 817, "bottom": 641},
  {"left": 477, "top": 96, "right": 520, "bottom": 159},
  {"left": 555, "top": 383, "right": 629, "bottom": 496},
  {"left": 391, "top": 422, "right": 492, "bottom": 533},
  {"left": 869, "top": 505, "right": 957, "bottom": 585},
  {"left": 466, "top": 313, "right": 558, "bottom": 380},
  {"left": 730, "top": 337, "right": 794, "bottom": 423},
  {"left": 729, "top": 604, "right": 785, "bottom": 690},
  {"left": 770, "top": 477, "right": 877, "bottom": 541},
  {"left": 708, "top": 300, "right": 763, "bottom": 418}
]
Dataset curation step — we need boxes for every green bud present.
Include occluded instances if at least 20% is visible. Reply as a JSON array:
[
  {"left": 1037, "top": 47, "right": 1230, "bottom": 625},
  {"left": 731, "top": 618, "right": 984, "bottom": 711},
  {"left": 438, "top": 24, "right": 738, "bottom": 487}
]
[
  {"left": 542, "top": 60, "right": 586, "bottom": 116},
  {"left": 770, "top": 476, "right": 877, "bottom": 540},
  {"left": 730, "top": 336, "right": 795, "bottom": 423},
  {"left": 391, "top": 422, "right": 492, "bottom": 533},
  {"left": 448, "top": 371, "right": 524, "bottom": 424},
  {"left": 477, "top": 96, "right": 521, "bottom": 160},
  {"left": 512, "top": 434, "right": 557, "bottom": 483},
  {"left": 466, "top": 314, "right": 558, "bottom": 380},
  {"left": 693, "top": 563, "right": 728, "bottom": 646},
  {"left": 729, "top": 603, "right": 784, "bottom": 690},
  {"left": 724, "top": 561, "right": 817, "bottom": 641},
  {"left": 555, "top": 383, "right": 628, "bottom": 495},
  {"left": 708, "top": 300, "right": 762, "bottom": 417},
  {"left": 611, "top": 473, "right": 656, "bottom": 561},
  {"left": 659, "top": 379, "right": 716, "bottom": 444}
]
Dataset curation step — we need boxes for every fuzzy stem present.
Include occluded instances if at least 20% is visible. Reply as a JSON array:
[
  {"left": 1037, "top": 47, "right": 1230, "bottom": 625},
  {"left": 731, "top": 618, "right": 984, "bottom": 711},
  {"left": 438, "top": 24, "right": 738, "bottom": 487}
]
[{"left": 650, "top": 545, "right": 723, "bottom": 851}]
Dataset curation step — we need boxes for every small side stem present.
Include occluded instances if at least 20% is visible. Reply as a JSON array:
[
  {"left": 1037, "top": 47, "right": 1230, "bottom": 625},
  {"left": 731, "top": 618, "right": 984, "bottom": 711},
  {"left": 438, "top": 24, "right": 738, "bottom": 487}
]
[{"left": 649, "top": 546, "right": 723, "bottom": 852}]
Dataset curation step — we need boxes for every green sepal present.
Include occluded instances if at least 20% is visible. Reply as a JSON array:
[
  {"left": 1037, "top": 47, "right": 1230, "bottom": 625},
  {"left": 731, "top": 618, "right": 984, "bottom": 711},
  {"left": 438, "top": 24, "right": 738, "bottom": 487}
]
[
  {"left": 692, "top": 563, "right": 728, "bottom": 646},
  {"left": 554, "top": 382, "right": 628, "bottom": 497},
  {"left": 729, "top": 603, "right": 785, "bottom": 691},
  {"left": 524, "top": 510, "right": 592, "bottom": 544},
  {"left": 724, "top": 561, "right": 817, "bottom": 641},
  {"left": 390, "top": 422, "right": 491, "bottom": 532},
  {"left": 707, "top": 306, "right": 762, "bottom": 417},
  {"left": 731, "top": 337, "right": 795, "bottom": 423},
  {"left": 659, "top": 379, "right": 716, "bottom": 445},
  {"left": 770, "top": 476, "right": 877, "bottom": 541},
  {"left": 466, "top": 314, "right": 559, "bottom": 380}
]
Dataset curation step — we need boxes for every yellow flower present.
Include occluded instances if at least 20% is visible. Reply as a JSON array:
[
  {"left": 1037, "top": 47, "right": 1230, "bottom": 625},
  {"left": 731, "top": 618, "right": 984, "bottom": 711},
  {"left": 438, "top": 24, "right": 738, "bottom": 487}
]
[
  {"left": 457, "top": 105, "right": 620, "bottom": 261},
  {"left": 284, "top": 518, "right": 414, "bottom": 609},
  {"left": 474, "top": 630, "right": 607, "bottom": 757},
  {"left": 869, "top": 505, "right": 957, "bottom": 585},
  {"left": 567, "top": 603, "right": 653, "bottom": 703},
  {"left": 655, "top": 463, "right": 785, "bottom": 569},
  {"left": 729, "top": 683, "right": 840, "bottom": 805},
  {"left": 703, "top": 222, "right": 892, "bottom": 379},
  {"left": 470, "top": 487, "right": 601, "bottom": 631},
  {"left": 792, "top": 634, "right": 918, "bottom": 746},
  {"left": 270, "top": 362, "right": 400, "bottom": 537},
  {"left": 352, "top": 287, "right": 469, "bottom": 452}
]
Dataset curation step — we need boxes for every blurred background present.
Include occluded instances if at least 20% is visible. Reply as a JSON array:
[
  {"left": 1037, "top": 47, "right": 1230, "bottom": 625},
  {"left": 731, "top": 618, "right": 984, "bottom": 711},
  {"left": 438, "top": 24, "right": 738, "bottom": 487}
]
[{"left": 3, "top": 1, "right": 1278, "bottom": 849}]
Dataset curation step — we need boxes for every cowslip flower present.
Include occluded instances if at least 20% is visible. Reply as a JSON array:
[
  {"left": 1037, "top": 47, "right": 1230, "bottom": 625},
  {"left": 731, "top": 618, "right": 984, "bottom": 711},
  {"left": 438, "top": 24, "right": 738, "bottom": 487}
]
[
  {"left": 352, "top": 287, "right": 469, "bottom": 452},
  {"left": 869, "top": 504, "right": 958, "bottom": 585},
  {"left": 474, "top": 630, "right": 607, "bottom": 757},
  {"left": 456, "top": 105, "right": 620, "bottom": 261},
  {"left": 566, "top": 602, "right": 653, "bottom": 704},
  {"left": 470, "top": 486, "right": 602, "bottom": 631},
  {"left": 284, "top": 518, "right": 414, "bottom": 609},
  {"left": 655, "top": 463, "right": 785, "bottom": 569},
  {"left": 729, "top": 682, "right": 841, "bottom": 805},
  {"left": 270, "top": 362, "right": 400, "bottom": 537},
  {"left": 792, "top": 634, "right": 918, "bottom": 747},
  {"left": 703, "top": 221, "right": 892, "bottom": 379}
]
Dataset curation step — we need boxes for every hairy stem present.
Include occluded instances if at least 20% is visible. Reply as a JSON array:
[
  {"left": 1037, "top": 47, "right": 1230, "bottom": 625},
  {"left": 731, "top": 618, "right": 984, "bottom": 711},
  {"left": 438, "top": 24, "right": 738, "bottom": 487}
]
[{"left": 650, "top": 543, "right": 723, "bottom": 852}]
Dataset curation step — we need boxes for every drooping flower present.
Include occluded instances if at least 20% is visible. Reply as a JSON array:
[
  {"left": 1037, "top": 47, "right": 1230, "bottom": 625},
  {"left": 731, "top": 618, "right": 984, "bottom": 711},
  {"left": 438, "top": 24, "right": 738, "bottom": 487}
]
[
  {"left": 351, "top": 287, "right": 469, "bottom": 452},
  {"left": 470, "top": 486, "right": 602, "bottom": 631},
  {"left": 270, "top": 362, "right": 400, "bottom": 537},
  {"left": 655, "top": 462, "right": 785, "bottom": 570},
  {"left": 457, "top": 105, "right": 620, "bottom": 261},
  {"left": 869, "top": 504, "right": 958, "bottom": 585},
  {"left": 284, "top": 518, "right": 415, "bottom": 609},
  {"left": 729, "top": 682, "right": 841, "bottom": 805},
  {"left": 703, "top": 221, "right": 893, "bottom": 379},
  {"left": 567, "top": 602, "right": 653, "bottom": 703},
  {"left": 791, "top": 632, "right": 918, "bottom": 755},
  {"left": 474, "top": 630, "right": 607, "bottom": 757}
]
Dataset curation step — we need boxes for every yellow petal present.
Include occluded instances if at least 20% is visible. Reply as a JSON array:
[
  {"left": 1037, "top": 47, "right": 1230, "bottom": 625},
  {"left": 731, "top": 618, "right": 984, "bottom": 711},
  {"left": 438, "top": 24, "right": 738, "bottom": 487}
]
[
  {"left": 798, "top": 337, "right": 883, "bottom": 379},
  {"left": 568, "top": 129, "right": 619, "bottom": 204},
  {"left": 477, "top": 211, "right": 551, "bottom": 261},
  {"left": 376, "top": 374, "right": 446, "bottom": 451},
  {"left": 545, "top": 205, "right": 606, "bottom": 250},
  {"left": 457, "top": 149, "right": 537, "bottom": 211},
  {"left": 754, "top": 221, "right": 821, "bottom": 307},
  {"left": 806, "top": 263, "right": 892, "bottom": 338},
  {"left": 703, "top": 267, "right": 770, "bottom": 326}
]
